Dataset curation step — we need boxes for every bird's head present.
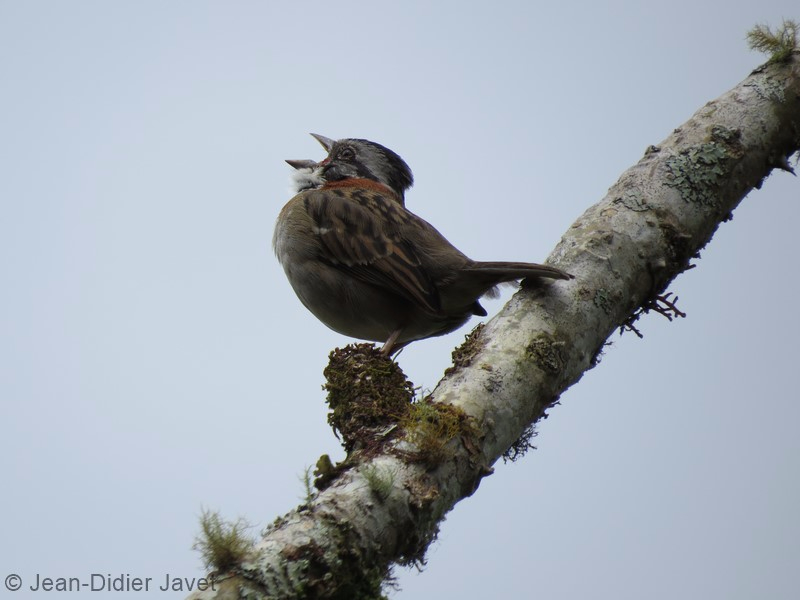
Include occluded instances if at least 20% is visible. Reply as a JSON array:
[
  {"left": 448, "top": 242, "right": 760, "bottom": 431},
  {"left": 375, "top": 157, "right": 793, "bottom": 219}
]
[{"left": 286, "top": 134, "right": 414, "bottom": 200}]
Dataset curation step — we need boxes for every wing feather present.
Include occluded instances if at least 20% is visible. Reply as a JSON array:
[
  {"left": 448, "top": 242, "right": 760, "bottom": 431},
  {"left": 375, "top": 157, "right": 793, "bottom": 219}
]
[{"left": 302, "top": 187, "right": 441, "bottom": 313}]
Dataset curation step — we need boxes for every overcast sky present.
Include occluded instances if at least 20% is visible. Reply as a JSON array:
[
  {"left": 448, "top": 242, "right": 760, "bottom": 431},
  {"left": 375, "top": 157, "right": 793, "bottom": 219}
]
[{"left": 1, "top": 2, "right": 798, "bottom": 599}]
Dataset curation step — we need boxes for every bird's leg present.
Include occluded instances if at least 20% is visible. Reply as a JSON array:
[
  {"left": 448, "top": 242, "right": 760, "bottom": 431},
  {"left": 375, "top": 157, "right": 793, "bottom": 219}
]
[{"left": 380, "top": 329, "right": 404, "bottom": 356}]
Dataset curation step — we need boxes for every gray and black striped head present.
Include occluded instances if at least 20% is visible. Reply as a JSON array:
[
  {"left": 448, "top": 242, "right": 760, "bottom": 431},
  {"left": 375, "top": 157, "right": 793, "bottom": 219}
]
[{"left": 289, "top": 134, "right": 414, "bottom": 201}]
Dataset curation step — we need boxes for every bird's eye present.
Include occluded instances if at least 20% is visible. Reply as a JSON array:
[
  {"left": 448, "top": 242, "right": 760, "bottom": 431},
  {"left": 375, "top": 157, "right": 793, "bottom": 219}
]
[{"left": 339, "top": 147, "right": 355, "bottom": 160}]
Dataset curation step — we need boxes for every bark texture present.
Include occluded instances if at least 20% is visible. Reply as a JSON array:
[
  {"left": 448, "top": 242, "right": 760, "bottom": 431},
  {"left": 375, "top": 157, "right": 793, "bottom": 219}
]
[{"left": 188, "top": 53, "right": 800, "bottom": 600}]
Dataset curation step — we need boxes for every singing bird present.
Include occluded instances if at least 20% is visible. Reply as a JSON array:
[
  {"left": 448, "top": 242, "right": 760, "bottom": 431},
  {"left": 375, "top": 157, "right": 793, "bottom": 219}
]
[{"left": 273, "top": 134, "right": 572, "bottom": 354}]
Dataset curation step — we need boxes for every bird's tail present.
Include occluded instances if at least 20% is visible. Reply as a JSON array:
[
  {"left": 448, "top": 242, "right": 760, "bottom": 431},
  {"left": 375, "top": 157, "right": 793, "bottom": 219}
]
[{"left": 466, "top": 261, "right": 573, "bottom": 282}]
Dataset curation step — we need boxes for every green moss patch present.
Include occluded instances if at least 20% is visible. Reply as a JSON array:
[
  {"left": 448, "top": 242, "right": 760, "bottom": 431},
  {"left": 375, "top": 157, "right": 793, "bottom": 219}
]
[{"left": 323, "top": 344, "right": 415, "bottom": 454}]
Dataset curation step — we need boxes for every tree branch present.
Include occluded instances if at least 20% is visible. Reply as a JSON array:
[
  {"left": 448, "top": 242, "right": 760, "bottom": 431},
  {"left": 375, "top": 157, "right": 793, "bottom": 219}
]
[{"left": 188, "top": 53, "right": 800, "bottom": 600}]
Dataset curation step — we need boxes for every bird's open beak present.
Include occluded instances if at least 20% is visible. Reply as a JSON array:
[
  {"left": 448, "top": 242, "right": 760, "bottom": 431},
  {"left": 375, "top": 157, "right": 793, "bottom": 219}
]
[
  {"left": 309, "top": 133, "right": 335, "bottom": 152},
  {"left": 285, "top": 134, "right": 334, "bottom": 169},
  {"left": 285, "top": 159, "right": 318, "bottom": 170}
]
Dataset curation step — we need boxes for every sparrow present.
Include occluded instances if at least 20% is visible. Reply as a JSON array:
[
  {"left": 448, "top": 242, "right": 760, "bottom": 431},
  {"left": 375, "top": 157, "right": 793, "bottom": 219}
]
[{"left": 273, "top": 134, "right": 573, "bottom": 355}]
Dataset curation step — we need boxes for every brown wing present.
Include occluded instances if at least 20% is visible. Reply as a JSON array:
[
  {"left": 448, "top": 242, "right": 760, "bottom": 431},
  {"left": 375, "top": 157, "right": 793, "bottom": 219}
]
[{"left": 302, "top": 186, "right": 442, "bottom": 313}]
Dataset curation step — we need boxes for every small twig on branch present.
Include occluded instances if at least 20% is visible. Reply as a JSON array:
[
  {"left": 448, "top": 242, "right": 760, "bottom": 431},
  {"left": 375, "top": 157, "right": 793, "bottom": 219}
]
[{"left": 621, "top": 292, "right": 687, "bottom": 338}]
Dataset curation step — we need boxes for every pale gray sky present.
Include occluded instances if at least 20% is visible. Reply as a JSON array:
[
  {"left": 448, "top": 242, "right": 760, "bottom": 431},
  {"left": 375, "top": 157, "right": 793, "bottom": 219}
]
[{"left": 1, "top": 2, "right": 798, "bottom": 599}]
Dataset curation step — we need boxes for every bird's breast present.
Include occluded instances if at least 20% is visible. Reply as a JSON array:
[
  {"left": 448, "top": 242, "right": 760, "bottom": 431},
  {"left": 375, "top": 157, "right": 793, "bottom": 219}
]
[{"left": 273, "top": 196, "right": 314, "bottom": 263}]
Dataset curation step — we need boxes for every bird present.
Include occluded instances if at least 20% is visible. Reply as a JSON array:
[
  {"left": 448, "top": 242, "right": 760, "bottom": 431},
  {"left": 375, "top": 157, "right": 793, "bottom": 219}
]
[{"left": 273, "top": 133, "right": 573, "bottom": 355}]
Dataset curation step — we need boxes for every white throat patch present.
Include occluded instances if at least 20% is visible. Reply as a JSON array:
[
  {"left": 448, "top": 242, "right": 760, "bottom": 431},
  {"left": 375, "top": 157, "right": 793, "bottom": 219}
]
[{"left": 290, "top": 167, "right": 326, "bottom": 194}]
